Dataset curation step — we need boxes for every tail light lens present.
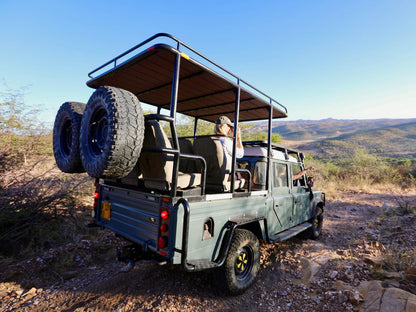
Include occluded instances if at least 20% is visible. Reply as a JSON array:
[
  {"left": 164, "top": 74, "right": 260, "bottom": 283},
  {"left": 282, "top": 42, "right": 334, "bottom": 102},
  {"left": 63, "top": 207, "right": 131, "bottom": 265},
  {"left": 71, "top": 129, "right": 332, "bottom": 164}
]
[
  {"left": 158, "top": 236, "right": 168, "bottom": 248},
  {"left": 160, "top": 210, "right": 169, "bottom": 219},
  {"left": 92, "top": 182, "right": 99, "bottom": 218},
  {"left": 159, "top": 197, "right": 170, "bottom": 251}
]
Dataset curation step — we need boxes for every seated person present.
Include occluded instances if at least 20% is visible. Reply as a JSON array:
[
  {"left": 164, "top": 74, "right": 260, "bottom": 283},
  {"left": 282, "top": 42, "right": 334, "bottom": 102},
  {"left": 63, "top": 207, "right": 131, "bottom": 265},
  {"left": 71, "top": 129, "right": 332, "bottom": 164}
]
[{"left": 214, "top": 116, "right": 244, "bottom": 164}]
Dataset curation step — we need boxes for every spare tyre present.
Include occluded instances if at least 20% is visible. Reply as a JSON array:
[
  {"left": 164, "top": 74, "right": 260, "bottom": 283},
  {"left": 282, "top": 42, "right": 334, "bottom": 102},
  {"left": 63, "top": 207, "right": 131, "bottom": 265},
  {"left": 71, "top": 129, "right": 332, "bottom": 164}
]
[
  {"left": 80, "top": 86, "right": 144, "bottom": 178},
  {"left": 53, "top": 102, "right": 86, "bottom": 173}
]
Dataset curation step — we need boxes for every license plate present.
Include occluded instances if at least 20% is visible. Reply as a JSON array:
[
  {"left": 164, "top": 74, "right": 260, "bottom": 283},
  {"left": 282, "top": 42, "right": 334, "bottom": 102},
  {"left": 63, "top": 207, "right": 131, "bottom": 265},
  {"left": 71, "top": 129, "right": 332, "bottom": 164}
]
[{"left": 101, "top": 201, "right": 111, "bottom": 220}]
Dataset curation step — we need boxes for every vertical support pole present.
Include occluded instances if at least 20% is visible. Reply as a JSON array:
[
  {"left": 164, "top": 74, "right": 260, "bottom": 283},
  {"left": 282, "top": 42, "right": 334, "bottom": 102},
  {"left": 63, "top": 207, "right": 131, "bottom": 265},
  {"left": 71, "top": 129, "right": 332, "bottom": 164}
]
[
  {"left": 169, "top": 52, "right": 181, "bottom": 198},
  {"left": 266, "top": 101, "right": 273, "bottom": 190},
  {"left": 230, "top": 83, "right": 241, "bottom": 193},
  {"left": 193, "top": 117, "right": 199, "bottom": 139},
  {"left": 170, "top": 53, "right": 181, "bottom": 120}
]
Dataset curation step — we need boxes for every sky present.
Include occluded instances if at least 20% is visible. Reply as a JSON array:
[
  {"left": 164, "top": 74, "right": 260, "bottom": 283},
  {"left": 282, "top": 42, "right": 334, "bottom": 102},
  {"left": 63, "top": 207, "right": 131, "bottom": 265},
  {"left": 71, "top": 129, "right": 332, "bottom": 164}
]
[{"left": 1, "top": 0, "right": 415, "bottom": 126}]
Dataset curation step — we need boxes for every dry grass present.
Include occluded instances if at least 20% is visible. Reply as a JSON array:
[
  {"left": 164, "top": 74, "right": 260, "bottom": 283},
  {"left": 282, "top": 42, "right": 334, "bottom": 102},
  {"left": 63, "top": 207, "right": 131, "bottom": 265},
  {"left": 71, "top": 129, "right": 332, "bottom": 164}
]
[{"left": 0, "top": 155, "right": 94, "bottom": 259}]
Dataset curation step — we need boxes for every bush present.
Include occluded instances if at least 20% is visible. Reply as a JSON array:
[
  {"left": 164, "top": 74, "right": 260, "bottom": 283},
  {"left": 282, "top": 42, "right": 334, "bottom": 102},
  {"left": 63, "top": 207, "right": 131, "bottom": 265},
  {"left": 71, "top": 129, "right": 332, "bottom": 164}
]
[
  {"left": 0, "top": 88, "right": 51, "bottom": 171},
  {"left": 0, "top": 158, "right": 93, "bottom": 258},
  {"left": 306, "top": 149, "right": 415, "bottom": 195}
]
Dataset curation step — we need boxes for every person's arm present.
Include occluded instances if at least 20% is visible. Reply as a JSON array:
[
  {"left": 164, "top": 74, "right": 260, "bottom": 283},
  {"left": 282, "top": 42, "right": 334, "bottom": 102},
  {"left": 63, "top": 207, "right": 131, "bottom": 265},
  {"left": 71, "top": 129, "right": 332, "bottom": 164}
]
[
  {"left": 235, "top": 127, "right": 244, "bottom": 158},
  {"left": 293, "top": 166, "right": 314, "bottom": 180}
]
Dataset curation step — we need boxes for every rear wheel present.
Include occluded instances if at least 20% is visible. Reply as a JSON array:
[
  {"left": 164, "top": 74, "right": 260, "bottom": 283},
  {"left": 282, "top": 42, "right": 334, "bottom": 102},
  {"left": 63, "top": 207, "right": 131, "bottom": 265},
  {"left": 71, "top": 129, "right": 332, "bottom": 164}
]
[
  {"left": 220, "top": 229, "right": 260, "bottom": 295},
  {"left": 53, "top": 102, "right": 86, "bottom": 173},
  {"left": 80, "top": 86, "right": 145, "bottom": 178}
]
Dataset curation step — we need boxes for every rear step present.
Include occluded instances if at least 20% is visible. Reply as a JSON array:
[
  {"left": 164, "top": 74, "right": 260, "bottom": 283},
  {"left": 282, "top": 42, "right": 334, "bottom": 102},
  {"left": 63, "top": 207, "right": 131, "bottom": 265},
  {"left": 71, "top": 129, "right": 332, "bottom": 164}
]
[
  {"left": 186, "top": 259, "right": 219, "bottom": 270},
  {"left": 270, "top": 222, "right": 312, "bottom": 243}
]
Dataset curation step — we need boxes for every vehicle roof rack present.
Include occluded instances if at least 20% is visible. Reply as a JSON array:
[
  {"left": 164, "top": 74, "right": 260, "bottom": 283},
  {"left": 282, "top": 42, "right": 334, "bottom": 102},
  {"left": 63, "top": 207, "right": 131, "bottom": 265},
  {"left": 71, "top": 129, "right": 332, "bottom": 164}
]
[{"left": 86, "top": 33, "right": 288, "bottom": 123}]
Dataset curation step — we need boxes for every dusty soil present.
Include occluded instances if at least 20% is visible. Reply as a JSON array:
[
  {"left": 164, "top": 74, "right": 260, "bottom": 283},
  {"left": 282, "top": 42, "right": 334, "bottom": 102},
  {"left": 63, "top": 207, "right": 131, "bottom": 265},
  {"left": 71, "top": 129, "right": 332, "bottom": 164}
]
[{"left": 1, "top": 192, "right": 415, "bottom": 312}]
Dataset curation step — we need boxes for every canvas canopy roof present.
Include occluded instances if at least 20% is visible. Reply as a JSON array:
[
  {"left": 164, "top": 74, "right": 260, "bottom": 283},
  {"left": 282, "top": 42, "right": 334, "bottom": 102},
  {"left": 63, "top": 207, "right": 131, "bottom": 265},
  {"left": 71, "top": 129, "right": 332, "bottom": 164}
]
[{"left": 86, "top": 34, "right": 287, "bottom": 123}]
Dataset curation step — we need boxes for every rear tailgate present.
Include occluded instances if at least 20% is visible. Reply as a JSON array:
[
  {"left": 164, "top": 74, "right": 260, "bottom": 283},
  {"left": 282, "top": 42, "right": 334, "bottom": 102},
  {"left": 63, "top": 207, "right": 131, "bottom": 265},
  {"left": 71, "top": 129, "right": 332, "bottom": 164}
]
[{"left": 96, "top": 183, "right": 162, "bottom": 252}]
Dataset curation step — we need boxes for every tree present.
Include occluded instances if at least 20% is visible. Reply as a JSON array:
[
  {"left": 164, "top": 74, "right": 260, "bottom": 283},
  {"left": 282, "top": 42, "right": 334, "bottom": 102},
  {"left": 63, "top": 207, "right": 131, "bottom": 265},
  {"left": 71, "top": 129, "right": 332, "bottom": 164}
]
[{"left": 0, "top": 87, "right": 49, "bottom": 168}]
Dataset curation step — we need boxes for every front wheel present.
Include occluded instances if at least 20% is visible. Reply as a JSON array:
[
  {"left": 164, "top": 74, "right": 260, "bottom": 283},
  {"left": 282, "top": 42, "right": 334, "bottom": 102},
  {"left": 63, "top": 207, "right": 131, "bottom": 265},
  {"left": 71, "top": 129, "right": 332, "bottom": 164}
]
[
  {"left": 219, "top": 229, "right": 260, "bottom": 295},
  {"left": 309, "top": 207, "right": 323, "bottom": 239}
]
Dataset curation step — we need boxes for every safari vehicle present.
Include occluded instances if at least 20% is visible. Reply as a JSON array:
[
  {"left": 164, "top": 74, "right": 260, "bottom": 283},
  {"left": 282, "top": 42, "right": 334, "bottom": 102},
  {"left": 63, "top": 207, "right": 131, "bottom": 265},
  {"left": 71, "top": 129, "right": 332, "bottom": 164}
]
[{"left": 53, "top": 33, "right": 325, "bottom": 295}]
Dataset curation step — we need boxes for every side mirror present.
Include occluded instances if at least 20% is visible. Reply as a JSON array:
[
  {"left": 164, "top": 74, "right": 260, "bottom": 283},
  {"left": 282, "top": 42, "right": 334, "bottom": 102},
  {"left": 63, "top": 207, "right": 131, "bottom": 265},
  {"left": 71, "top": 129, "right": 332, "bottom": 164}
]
[{"left": 307, "top": 176, "right": 314, "bottom": 188}]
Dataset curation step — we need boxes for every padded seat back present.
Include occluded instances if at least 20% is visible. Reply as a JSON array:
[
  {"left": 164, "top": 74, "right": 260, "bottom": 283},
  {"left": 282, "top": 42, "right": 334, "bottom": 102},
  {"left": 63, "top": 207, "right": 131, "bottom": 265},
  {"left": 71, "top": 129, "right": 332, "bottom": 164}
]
[
  {"left": 178, "top": 138, "right": 196, "bottom": 173},
  {"left": 139, "top": 120, "right": 200, "bottom": 191},
  {"left": 193, "top": 137, "right": 244, "bottom": 192}
]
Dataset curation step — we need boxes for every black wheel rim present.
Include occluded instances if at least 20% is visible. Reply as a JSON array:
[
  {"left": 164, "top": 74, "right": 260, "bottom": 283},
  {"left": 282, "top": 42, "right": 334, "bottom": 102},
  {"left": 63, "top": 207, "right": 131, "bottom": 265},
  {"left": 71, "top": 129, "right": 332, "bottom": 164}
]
[
  {"left": 234, "top": 246, "right": 253, "bottom": 280},
  {"left": 60, "top": 119, "right": 72, "bottom": 156},
  {"left": 313, "top": 214, "right": 323, "bottom": 236},
  {"left": 89, "top": 108, "right": 108, "bottom": 156}
]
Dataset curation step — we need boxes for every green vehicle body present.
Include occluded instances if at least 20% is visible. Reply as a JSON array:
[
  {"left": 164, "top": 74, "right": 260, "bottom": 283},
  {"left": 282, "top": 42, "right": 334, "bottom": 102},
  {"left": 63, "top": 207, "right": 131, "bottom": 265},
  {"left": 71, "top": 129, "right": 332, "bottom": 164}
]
[{"left": 85, "top": 33, "right": 325, "bottom": 294}]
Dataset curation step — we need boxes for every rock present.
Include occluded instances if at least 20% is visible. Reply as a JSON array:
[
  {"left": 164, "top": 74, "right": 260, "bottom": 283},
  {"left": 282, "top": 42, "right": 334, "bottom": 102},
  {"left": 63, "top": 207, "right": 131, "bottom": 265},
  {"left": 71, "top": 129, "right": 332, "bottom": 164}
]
[
  {"left": 277, "top": 290, "right": 288, "bottom": 296},
  {"left": 358, "top": 280, "right": 384, "bottom": 311},
  {"left": 329, "top": 271, "right": 338, "bottom": 279},
  {"left": 406, "top": 296, "right": 416, "bottom": 312},
  {"left": 61, "top": 271, "right": 79, "bottom": 280},
  {"left": 404, "top": 267, "right": 416, "bottom": 282},
  {"left": 384, "top": 271, "right": 403, "bottom": 280},
  {"left": 15, "top": 289, "right": 24, "bottom": 297},
  {"left": 364, "top": 255, "right": 384, "bottom": 267},
  {"left": 333, "top": 280, "right": 352, "bottom": 292},
  {"left": 374, "top": 269, "right": 403, "bottom": 280},
  {"left": 345, "top": 289, "right": 363, "bottom": 305},
  {"left": 358, "top": 280, "right": 416, "bottom": 312},
  {"left": 22, "top": 287, "right": 37, "bottom": 301},
  {"left": 381, "top": 287, "right": 411, "bottom": 312}
]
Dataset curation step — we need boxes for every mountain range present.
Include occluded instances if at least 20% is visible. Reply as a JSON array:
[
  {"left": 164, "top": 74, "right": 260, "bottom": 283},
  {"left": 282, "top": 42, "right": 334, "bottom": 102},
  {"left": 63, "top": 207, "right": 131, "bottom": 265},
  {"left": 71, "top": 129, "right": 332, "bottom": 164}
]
[{"left": 251, "top": 118, "right": 416, "bottom": 161}]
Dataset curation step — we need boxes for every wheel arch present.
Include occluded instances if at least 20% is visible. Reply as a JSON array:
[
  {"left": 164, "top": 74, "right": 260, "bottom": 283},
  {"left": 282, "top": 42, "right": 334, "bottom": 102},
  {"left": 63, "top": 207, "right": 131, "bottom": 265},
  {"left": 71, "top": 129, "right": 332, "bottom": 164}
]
[
  {"left": 216, "top": 217, "right": 266, "bottom": 266},
  {"left": 312, "top": 197, "right": 325, "bottom": 218}
]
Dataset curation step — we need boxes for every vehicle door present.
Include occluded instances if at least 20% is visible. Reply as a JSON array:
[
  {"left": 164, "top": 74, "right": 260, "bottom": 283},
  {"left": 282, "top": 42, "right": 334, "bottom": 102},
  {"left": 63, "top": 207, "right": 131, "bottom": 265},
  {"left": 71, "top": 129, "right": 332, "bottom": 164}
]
[
  {"left": 270, "top": 161, "right": 293, "bottom": 234},
  {"left": 291, "top": 163, "right": 311, "bottom": 225}
]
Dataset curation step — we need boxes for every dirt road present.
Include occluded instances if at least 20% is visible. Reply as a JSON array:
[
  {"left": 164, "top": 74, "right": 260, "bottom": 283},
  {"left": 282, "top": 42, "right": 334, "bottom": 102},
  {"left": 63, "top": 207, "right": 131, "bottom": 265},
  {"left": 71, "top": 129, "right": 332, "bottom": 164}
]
[{"left": 1, "top": 192, "right": 415, "bottom": 311}]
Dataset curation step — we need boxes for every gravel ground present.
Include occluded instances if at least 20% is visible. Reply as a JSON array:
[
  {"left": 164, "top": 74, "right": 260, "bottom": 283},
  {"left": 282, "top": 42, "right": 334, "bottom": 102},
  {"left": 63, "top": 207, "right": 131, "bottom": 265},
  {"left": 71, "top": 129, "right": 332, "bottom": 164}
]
[{"left": 1, "top": 191, "right": 415, "bottom": 312}]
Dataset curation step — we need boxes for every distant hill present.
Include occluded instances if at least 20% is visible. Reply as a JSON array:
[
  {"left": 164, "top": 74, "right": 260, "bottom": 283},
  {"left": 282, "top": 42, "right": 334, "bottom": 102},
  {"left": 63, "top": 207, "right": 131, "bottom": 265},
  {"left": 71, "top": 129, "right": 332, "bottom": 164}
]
[
  {"left": 299, "top": 121, "right": 416, "bottom": 161},
  {"left": 249, "top": 118, "right": 416, "bottom": 161},
  {"left": 251, "top": 118, "right": 416, "bottom": 141}
]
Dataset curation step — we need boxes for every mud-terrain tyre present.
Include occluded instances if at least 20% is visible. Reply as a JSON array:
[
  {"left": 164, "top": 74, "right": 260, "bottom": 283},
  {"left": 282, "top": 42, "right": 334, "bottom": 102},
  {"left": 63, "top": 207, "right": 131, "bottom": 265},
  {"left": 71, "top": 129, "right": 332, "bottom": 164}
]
[
  {"left": 80, "top": 86, "right": 144, "bottom": 178},
  {"left": 309, "top": 207, "right": 323, "bottom": 239},
  {"left": 219, "top": 229, "right": 260, "bottom": 295},
  {"left": 53, "top": 102, "right": 86, "bottom": 173}
]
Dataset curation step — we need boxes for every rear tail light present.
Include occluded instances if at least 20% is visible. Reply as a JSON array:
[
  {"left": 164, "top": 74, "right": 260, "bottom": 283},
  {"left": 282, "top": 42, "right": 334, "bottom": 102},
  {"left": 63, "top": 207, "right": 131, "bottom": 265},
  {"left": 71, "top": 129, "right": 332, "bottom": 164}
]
[
  {"left": 158, "top": 236, "right": 168, "bottom": 248},
  {"left": 92, "top": 182, "right": 100, "bottom": 218},
  {"left": 160, "top": 210, "right": 169, "bottom": 219},
  {"left": 159, "top": 197, "right": 171, "bottom": 252}
]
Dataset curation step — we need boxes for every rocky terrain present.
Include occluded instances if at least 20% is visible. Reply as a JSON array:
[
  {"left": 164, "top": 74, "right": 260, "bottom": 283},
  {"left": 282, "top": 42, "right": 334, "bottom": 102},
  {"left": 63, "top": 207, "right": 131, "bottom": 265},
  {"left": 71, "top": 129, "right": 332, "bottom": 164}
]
[{"left": 1, "top": 192, "right": 415, "bottom": 312}]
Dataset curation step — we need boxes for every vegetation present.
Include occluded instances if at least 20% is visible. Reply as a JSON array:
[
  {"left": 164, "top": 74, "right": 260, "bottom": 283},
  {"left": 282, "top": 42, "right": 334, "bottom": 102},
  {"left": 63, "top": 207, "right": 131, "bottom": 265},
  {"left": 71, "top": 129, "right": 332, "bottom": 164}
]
[
  {"left": 305, "top": 149, "right": 415, "bottom": 198},
  {"left": 0, "top": 89, "right": 94, "bottom": 260}
]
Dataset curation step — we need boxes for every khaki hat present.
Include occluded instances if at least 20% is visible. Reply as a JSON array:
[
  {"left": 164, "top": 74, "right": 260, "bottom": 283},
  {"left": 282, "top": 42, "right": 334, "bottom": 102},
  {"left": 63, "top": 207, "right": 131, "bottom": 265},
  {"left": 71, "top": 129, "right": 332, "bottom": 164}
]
[{"left": 215, "top": 116, "right": 234, "bottom": 127}]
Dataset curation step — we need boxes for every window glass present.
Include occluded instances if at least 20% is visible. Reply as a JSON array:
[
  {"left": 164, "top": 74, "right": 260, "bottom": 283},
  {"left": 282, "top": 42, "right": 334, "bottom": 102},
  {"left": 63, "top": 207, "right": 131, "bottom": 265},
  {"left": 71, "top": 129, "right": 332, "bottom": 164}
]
[
  {"left": 273, "top": 163, "right": 288, "bottom": 188},
  {"left": 252, "top": 161, "right": 267, "bottom": 187}
]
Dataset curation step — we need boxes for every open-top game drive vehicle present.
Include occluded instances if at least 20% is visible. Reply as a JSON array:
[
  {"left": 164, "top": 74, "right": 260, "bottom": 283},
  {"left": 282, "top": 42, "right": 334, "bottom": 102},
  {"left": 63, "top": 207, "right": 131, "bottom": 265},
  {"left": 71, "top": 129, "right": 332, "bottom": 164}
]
[{"left": 53, "top": 33, "right": 325, "bottom": 295}]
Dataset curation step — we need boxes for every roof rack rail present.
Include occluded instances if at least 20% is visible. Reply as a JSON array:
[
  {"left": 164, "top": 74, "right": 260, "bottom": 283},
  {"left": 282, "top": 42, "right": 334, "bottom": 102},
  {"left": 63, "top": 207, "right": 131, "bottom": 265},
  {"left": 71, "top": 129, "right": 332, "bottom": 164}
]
[{"left": 88, "top": 33, "right": 287, "bottom": 116}]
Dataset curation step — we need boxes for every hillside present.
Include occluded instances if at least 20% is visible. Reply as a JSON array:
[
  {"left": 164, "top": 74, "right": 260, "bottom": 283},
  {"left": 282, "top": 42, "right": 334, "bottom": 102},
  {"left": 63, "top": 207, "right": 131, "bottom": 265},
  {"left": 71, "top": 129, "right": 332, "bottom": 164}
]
[
  {"left": 247, "top": 118, "right": 416, "bottom": 161},
  {"left": 297, "top": 121, "right": 416, "bottom": 161},
  {"left": 251, "top": 118, "right": 416, "bottom": 142}
]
